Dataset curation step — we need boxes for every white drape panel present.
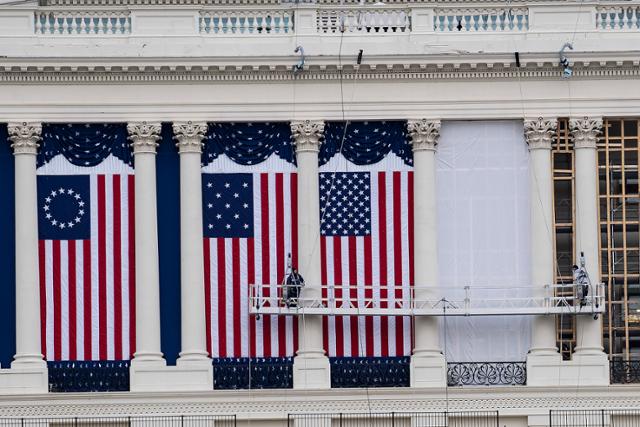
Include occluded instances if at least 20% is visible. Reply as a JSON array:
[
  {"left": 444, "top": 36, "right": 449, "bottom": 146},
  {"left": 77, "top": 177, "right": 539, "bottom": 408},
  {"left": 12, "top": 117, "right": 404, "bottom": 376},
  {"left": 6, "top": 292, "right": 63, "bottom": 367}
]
[{"left": 436, "top": 120, "right": 531, "bottom": 362}]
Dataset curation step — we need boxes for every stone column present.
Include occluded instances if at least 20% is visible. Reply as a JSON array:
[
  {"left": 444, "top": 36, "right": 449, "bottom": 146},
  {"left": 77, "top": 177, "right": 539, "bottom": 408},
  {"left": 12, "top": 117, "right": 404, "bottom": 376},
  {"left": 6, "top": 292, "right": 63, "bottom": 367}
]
[
  {"left": 523, "top": 118, "right": 564, "bottom": 386},
  {"left": 0, "top": 123, "right": 48, "bottom": 394},
  {"left": 128, "top": 122, "right": 164, "bottom": 366},
  {"left": 570, "top": 117, "right": 608, "bottom": 360},
  {"left": 290, "top": 120, "right": 330, "bottom": 389},
  {"left": 525, "top": 118, "right": 560, "bottom": 356},
  {"left": 8, "top": 123, "right": 46, "bottom": 369},
  {"left": 173, "top": 122, "right": 209, "bottom": 365},
  {"left": 407, "top": 119, "right": 447, "bottom": 388}
]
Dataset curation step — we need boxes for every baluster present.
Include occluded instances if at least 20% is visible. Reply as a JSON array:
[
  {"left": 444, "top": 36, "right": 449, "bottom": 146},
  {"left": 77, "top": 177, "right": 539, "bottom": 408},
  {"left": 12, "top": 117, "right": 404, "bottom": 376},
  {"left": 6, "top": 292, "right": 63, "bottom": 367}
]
[
  {"left": 611, "top": 9, "right": 619, "bottom": 30},
  {"left": 198, "top": 14, "right": 204, "bottom": 33},
  {"left": 462, "top": 13, "right": 470, "bottom": 31},
  {"left": 60, "top": 14, "right": 68, "bottom": 34},
  {"left": 107, "top": 14, "right": 114, "bottom": 34},
  {"left": 35, "top": 12, "right": 42, "bottom": 34},
  {"left": 53, "top": 14, "right": 60, "bottom": 34},
  {"left": 634, "top": 7, "right": 639, "bottom": 29},
  {"left": 115, "top": 13, "right": 122, "bottom": 34},
  {"left": 240, "top": 12, "right": 247, "bottom": 34},
  {"left": 216, "top": 14, "right": 223, "bottom": 34},
  {"left": 278, "top": 12, "right": 285, "bottom": 33},
  {"left": 88, "top": 15, "right": 96, "bottom": 34},
  {"left": 284, "top": 11, "right": 291, "bottom": 33},
  {"left": 79, "top": 14, "right": 87, "bottom": 34},
  {"left": 71, "top": 14, "right": 80, "bottom": 34}
]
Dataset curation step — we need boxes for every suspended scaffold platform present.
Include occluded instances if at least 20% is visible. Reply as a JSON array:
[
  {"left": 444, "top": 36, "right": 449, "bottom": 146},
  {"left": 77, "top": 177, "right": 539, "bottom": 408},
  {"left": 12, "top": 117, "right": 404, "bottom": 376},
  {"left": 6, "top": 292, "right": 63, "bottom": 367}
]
[{"left": 248, "top": 283, "right": 606, "bottom": 317}]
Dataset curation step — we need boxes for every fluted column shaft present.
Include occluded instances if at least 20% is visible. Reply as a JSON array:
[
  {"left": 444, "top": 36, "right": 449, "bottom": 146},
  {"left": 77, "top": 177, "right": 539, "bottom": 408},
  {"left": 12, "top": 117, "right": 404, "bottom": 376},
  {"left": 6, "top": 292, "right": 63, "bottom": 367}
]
[
  {"left": 174, "top": 122, "right": 209, "bottom": 363},
  {"left": 8, "top": 123, "right": 45, "bottom": 367},
  {"left": 128, "top": 122, "right": 164, "bottom": 363},
  {"left": 571, "top": 117, "right": 605, "bottom": 355},
  {"left": 408, "top": 119, "right": 441, "bottom": 355},
  {"left": 525, "top": 118, "right": 559, "bottom": 355}
]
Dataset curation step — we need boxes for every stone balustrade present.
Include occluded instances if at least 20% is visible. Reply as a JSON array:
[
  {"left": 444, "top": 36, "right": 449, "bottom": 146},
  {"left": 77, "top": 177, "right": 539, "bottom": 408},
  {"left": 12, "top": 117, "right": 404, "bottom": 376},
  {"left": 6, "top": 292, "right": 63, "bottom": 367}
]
[{"left": 2, "top": 1, "right": 634, "bottom": 37}]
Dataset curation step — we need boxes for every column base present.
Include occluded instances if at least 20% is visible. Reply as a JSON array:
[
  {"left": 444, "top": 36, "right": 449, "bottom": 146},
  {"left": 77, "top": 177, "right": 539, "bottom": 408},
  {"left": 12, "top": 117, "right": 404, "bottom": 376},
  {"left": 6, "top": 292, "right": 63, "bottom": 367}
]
[
  {"left": 0, "top": 360, "right": 48, "bottom": 394},
  {"left": 130, "top": 358, "right": 213, "bottom": 392},
  {"left": 410, "top": 352, "right": 447, "bottom": 388},
  {"left": 526, "top": 351, "right": 609, "bottom": 386},
  {"left": 293, "top": 353, "right": 331, "bottom": 390}
]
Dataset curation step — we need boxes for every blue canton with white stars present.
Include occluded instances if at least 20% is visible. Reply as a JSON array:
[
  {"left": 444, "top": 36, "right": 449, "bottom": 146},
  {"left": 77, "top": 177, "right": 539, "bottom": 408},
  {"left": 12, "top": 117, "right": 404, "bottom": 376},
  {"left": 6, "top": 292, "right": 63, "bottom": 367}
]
[
  {"left": 203, "top": 173, "right": 254, "bottom": 238},
  {"left": 37, "top": 175, "right": 91, "bottom": 240},
  {"left": 319, "top": 172, "right": 371, "bottom": 237}
]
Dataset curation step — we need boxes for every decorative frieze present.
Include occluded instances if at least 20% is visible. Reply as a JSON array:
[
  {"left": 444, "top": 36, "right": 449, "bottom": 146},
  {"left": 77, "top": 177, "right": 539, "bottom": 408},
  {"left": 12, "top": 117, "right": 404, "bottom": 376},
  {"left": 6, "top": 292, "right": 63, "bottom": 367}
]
[
  {"left": 7, "top": 122, "right": 42, "bottom": 155},
  {"left": 407, "top": 119, "right": 440, "bottom": 151},
  {"left": 524, "top": 117, "right": 557, "bottom": 150},
  {"left": 127, "top": 122, "right": 162, "bottom": 154},
  {"left": 290, "top": 120, "right": 324, "bottom": 153},
  {"left": 173, "top": 121, "right": 208, "bottom": 154},
  {"left": 570, "top": 117, "right": 603, "bottom": 149}
]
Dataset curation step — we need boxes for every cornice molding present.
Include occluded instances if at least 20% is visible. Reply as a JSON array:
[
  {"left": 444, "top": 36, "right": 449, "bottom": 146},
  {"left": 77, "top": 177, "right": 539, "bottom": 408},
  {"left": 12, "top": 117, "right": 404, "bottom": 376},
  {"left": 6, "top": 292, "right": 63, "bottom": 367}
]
[
  {"left": 1, "top": 62, "right": 640, "bottom": 84},
  {"left": 1, "top": 386, "right": 640, "bottom": 417},
  {"left": 39, "top": 0, "right": 574, "bottom": 7}
]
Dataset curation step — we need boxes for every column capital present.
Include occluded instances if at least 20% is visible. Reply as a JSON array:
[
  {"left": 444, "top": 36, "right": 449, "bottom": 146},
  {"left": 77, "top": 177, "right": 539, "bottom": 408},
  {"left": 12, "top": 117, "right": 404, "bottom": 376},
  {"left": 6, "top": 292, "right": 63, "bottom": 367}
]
[
  {"left": 173, "top": 121, "right": 208, "bottom": 154},
  {"left": 407, "top": 119, "right": 440, "bottom": 151},
  {"left": 524, "top": 117, "right": 557, "bottom": 150},
  {"left": 570, "top": 117, "right": 603, "bottom": 149},
  {"left": 7, "top": 122, "right": 42, "bottom": 155},
  {"left": 291, "top": 120, "right": 324, "bottom": 153},
  {"left": 128, "top": 122, "right": 162, "bottom": 154}
]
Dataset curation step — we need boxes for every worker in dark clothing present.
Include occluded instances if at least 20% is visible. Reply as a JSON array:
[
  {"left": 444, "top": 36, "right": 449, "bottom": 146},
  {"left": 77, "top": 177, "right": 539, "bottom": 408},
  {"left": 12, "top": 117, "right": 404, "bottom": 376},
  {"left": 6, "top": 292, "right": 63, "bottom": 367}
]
[{"left": 285, "top": 269, "right": 305, "bottom": 308}]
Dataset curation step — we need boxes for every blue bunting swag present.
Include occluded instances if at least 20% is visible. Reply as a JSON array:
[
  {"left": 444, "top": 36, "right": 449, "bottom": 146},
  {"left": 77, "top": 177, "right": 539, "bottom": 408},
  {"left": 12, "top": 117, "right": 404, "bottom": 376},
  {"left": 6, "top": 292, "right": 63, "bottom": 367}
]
[
  {"left": 38, "top": 123, "right": 131, "bottom": 168},
  {"left": 319, "top": 121, "right": 412, "bottom": 166},
  {"left": 203, "top": 122, "right": 295, "bottom": 166}
]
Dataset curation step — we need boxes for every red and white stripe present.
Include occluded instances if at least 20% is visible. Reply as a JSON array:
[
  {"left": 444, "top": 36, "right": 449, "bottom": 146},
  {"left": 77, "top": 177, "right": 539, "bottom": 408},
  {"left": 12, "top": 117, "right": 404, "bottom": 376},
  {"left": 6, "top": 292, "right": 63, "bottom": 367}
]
[
  {"left": 321, "top": 169, "right": 414, "bottom": 357},
  {"left": 38, "top": 174, "right": 135, "bottom": 361},
  {"left": 204, "top": 172, "right": 298, "bottom": 358}
]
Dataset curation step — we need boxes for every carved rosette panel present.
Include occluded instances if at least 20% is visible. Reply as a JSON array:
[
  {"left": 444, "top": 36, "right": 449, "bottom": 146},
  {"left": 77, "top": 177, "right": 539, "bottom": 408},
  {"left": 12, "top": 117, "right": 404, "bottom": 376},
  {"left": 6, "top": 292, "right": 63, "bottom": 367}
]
[
  {"left": 173, "top": 121, "right": 208, "bottom": 154},
  {"left": 407, "top": 119, "right": 441, "bottom": 151},
  {"left": 127, "top": 122, "right": 162, "bottom": 154},
  {"left": 7, "top": 122, "right": 42, "bottom": 155},
  {"left": 570, "top": 117, "right": 603, "bottom": 149},
  {"left": 290, "top": 120, "right": 324, "bottom": 153},
  {"left": 524, "top": 117, "right": 557, "bottom": 150}
]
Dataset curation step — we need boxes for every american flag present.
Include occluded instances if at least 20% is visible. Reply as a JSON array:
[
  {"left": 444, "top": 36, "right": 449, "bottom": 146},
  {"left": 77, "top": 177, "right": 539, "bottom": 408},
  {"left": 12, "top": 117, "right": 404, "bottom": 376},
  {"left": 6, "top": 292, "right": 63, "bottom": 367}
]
[
  {"left": 37, "top": 173, "right": 135, "bottom": 361},
  {"left": 320, "top": 166, "right": 414, "bottom": 357},
  {"left": 203, "top": 172, "right": 298, "bottom": 358}
]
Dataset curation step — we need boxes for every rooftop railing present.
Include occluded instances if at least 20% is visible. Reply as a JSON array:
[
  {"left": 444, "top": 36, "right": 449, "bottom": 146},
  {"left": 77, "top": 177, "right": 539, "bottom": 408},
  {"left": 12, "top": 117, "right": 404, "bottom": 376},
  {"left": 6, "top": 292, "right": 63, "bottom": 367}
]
[{"left": 12, "top": 1, "right": 638, "bottom": 37}]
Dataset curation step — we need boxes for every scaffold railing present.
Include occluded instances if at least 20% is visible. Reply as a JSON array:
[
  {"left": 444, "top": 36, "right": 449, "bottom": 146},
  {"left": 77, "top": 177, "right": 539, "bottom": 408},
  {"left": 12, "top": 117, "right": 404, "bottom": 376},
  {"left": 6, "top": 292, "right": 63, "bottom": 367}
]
[{"left": 249, "top": 282, "right": 606, "bottom": 317}]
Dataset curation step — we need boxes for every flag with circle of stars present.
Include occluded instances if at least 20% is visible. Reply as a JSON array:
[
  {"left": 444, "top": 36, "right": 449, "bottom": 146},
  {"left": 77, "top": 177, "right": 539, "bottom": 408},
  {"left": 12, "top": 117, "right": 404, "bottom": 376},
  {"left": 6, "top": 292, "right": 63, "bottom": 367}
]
[
  {"left": 38, "top": 175, "right": 91, "bottom": 240},
  {"left": 320, "top": 172, "right": 371, "bottom": 236}
]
